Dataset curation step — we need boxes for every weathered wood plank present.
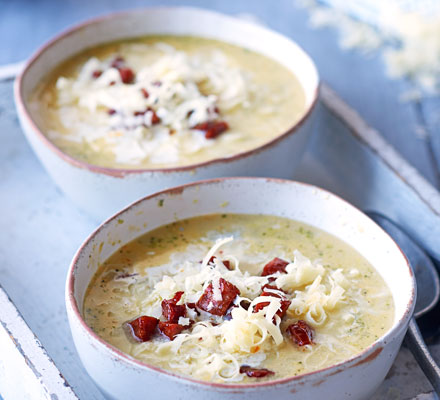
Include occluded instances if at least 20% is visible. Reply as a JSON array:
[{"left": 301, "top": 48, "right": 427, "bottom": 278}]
[{"left": 0, "top": 286, "right": 78, "bottom": 400}]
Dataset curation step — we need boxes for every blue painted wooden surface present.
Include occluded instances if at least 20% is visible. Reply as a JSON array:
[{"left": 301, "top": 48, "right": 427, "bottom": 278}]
[
  {"left": 0, "top": 0, "right": 439, "bottom": 187},
  {"left": 1, "top": 1, "right": 440, "bottom": 398}
]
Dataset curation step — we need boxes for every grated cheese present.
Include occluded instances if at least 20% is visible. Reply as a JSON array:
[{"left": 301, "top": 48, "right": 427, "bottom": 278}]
[
  {"left": 302, "top": 0, "right": 440, "bottom": 96},
  {"left": 112, "top": 239, "right": 349, "bottom": 381},
  {"left": 275, "top": 249, "right": 325, "bottom": 291},
  {"left": 51, "top": 44, "right": 253, "bottom": 165}
]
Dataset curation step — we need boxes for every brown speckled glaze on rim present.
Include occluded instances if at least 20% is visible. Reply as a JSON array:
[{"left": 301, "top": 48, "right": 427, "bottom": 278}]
[
  {"left": 66, "top": 177, "right": 416, "bottom": 390},
  {"left": 15, "top": 7, "right": 320, "bottom": 178}
]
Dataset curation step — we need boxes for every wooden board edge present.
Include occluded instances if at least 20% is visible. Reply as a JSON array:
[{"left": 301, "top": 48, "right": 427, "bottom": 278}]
[
  {"left": 320, "top": 83, "right": 440, "bottom": 216},
  {"left": 0, "top": 285, "right": 79, "bottom": 400}
]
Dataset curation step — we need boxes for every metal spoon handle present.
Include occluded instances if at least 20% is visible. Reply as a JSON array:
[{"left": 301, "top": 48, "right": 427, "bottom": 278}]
[{"left": 405, "top": 318, "right": 440, "bottom": 394}]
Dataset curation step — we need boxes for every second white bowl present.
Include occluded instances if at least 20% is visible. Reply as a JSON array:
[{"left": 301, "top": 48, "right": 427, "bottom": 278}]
[{"left": 15, "top": 7, "right": 319, "bottom": 220}]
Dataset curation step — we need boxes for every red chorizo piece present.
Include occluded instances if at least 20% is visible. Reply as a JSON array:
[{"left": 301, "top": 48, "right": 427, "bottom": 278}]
[
  {"left": 141, "top": 88, "right": 149, "bottom": 98},
  {"left": 207, "top": 256, "right": 232, "bottom": 270},
  {"left": 92, "top": 70, "right": 102, "bottom": 79},
  {"left": 196, "top": 278, "right": 240, "bottom": 316},
  {"left": 148, "top": 107, "right": 161, "bottom": 124},
  {"left": 118, "top": 67, "right": 135, "bottom": 84},
  {"left": 287, "top": 320, "right": 315, "bottom": 346},
  {"left": 223, "top": 260, "right": 231, "bottom": 270},
  {"left": 253, "top": 285, "right": 291, "bottom": 320},
  {"left": 162, "top": 291, "right": 186, "bottom": 323},
  {"left": 158, "top": 321, "right": 185, "bottom": 340},
  {"left": 253, "top": 299, "right": 291, "bottom": 319},
  {"left": 133, "top": 107, "right": 161, "bottom": 124},
  {"left": 126, "top": 316, "right": 158, "bottom": 342},
  {"left": 261, "top": 257, "right": 289, "bottom": 277},
  {"left": 239, "top": 365, "right": 274, "bottom": 378},
  {"left": 109, "top": 57, "right": 135, "bottom": 84},
  {"left": 192, "top": 121, "right": 229, "bottom": 139}
]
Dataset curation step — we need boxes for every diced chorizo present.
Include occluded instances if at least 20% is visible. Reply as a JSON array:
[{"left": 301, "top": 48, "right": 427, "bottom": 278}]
[
  {"left": 253, "top": 285, "right": 291, "bottom": 320},
  {"left": 125, "top": 316, "right": 158, "bottom": 342},
  {"left": 133, "top": 107, "right": 160, "bottom": 124},
  {"left": 261, "top": 257, "right": 289, "bottom": 276},
  {"left": 253, "top": 299, "right": 291, "bottom": 320},
  {"left": 192, "top": 121, "right": 229, "bottom": 139},
  {"left": 118, "top": 67, "right": 135, "bottom": 84},
  {"left": 239, "top": 365, "right": 274, "bottom": 378},
  {"left": 162, "top": 291, "right": 186, "bottom": 323},
  {"left": 158, "top": 321, "right": 185, "bottom": 340},
  {"left": 196, "top": 278, "right": 240, "bottom": 316},
  {"left": 108, "top": 56, "right": 135, "bottom": 84},
  {"left": 92, "top": 70, "right": 102, "bottom": 79},
  {"left": 287, "top": 320, "right": 315, "bottom": 346},
  {"left": 206, "top": 256, "right": 231, "bottom": 270},
  {"left": 223, "top": 260, "right": 231, "bottom": 270},
  {"left": 148, "top": 107, "right": 161, "bottom": 124},
  {"left": 141, "top": 88, "right": 149, "bottom": 98}
]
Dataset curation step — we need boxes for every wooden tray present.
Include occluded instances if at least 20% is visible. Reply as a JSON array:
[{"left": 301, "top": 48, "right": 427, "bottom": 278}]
[{"left": 1, "top": 81, "right": 439, "bottom": 399}]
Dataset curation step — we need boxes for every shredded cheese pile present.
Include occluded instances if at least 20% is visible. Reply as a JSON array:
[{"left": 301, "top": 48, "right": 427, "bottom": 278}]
[
  {"left": 301, "top": 0, "right": 440, "bottom": 97},
  {"left": 50, "top": 43, "right": 253, "bottom": 165},
  {"left": 126, "top": 237, "right": 347, "bottom": 382}
]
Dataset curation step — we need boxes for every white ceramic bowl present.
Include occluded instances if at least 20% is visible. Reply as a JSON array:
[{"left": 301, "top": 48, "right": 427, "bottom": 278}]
[
  {"left": 66, "top": 178, "right": 415, "bottom": 400},
  {"left": 14, "top": 7, "right": 319, "bottom": 221}
]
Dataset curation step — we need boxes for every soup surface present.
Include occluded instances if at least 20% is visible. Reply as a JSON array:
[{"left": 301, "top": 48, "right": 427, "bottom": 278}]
[
  {"left": 84, "top": 214, "right": 394, "bottom": 383},
  {"left": 30, "top": 36, "right": 305, "bottom": 169}
]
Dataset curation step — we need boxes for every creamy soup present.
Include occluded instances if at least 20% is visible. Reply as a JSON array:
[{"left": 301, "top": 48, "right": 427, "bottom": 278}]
[
  {"left": 30, "top": 36, "right": 306, "bottom": 169},
  {"left": 84, "top": 214, "right": 394, "bottom": 383}
]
